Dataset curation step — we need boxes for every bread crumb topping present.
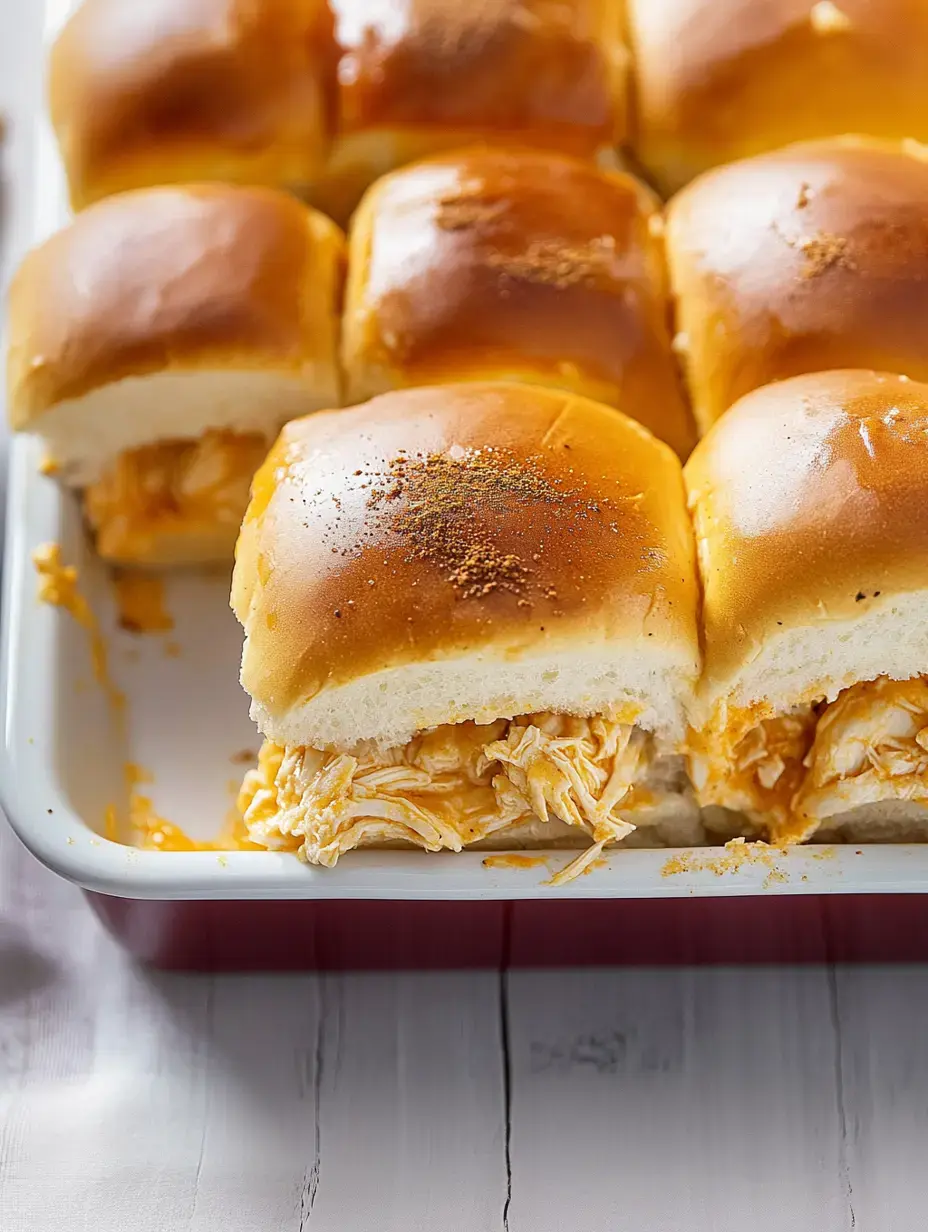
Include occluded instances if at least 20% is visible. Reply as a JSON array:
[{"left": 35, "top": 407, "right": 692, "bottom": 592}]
[{"left": 661, "top": 836, "right": 788, "bottom": 878}]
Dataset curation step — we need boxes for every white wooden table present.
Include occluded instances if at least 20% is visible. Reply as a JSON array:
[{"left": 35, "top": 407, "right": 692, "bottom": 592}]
[{"left": 2, "top": 6, "right": 928, "bottom": 1230}]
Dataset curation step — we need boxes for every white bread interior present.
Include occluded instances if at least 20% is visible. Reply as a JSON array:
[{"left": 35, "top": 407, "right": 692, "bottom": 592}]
[
  {"left": 695, "top": 590, "right": 928, "bottom": 725},
  {"left": 36, "top": 369, "right": 338, "bottom": 486},
  {"left": 252, "top": 641, "right": 698, "bottom": 754},
  {"left": 816, "top": 802, "right": 928, "bottom": 844}
]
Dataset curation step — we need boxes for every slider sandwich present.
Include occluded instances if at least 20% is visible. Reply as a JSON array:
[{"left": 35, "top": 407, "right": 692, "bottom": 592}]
[
  {"left": 49, "top": 0, "right": 335, "bottom": 210},
  {"left": 666, "top": 138, "right": 928, "bottom": 434},
  {"left": 7, "top": 184, "right": 344, "bottom": 566},
  {"left": 343, "top": 146, "right": 695, "bottom": 458},
  {"left": 318, "top": 0, "right": 629, "bottom": 220},
  {"left": 233, "top": 383, "right": 702, "bottom": 876},
  {"left": 626, "top": 0, "right": 928, "bottom": 194},
  {"left": 686, "top": 369, "right": 928, "bottom": 843}
]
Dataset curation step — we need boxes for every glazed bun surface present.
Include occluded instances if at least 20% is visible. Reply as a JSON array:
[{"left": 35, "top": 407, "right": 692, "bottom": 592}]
[
  {"left": 332, "top": 0, "right": 626, "bottom": 152},
  {"left": 667, "top": 138, "right": 928, "bottom": 432},
  {"left": 49, "top": 0, "right": 335, "bottom": 209},
  {"left": 315, "top": 0, "right": 628, "bottom": 217},
  {"left": 50, "top": 0, "right": 629, "bottom": 221},
  {"left": 627, "top": 0, "right": 928, "bottom": 194},
  {"left": 233, "top": 383, "right": 699, "bottom": 750},
  {"left": 343, "top": 147, "right": 694, "bottom": 456}
]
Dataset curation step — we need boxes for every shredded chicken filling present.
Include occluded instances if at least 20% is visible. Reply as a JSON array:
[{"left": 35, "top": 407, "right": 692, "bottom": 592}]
[
  {"left": 238, "top": 713, "right": 668, "bottom": 874},
  {"left": 697, "top": 677, "right": 928, "bottom": 841},
  {"left": 84, "top": 430, "right": 268, "bottom": 561}
]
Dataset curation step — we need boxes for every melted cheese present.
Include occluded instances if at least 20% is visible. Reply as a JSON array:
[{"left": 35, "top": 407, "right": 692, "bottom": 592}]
[
  {"left": 693, "top": 677, "right": 928, "bottom": 842},
  {"left": 238, "top": 712, "right": 672, "bottom": 882},
  {"left": 83, "top": 430, "right": 268, "bottom": 566}
]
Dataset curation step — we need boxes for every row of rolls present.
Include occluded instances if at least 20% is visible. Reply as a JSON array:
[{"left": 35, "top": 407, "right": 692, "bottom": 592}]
[
  {"left": 12, "top": 134, "right": 928, "bottom": 561},
  {"left": 225, "top": 369, "right": 928, "bottom": 880},
  {"left": 9, "top": 137, "right": 928, "bottom": 871},
  {"left": 49, "top": 0, "right": 928, "bottom": 218}
]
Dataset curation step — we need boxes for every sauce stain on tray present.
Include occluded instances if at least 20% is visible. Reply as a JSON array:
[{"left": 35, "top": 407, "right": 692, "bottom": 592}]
[
  {"left": 33, "top": 542, "right": 125, "bottom": 711},
  {"left": 482, "top": 854, "right": 549, "bottom": 870},
  {"left": 107, "top": 762, "right": 263, "bottom": 852},
  {"left": 112, "top": 570, "right": 174, "bottom": 634}
]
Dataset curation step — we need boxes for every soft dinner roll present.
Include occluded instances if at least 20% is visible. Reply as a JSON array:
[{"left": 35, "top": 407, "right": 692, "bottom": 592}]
[
  {"left": 316, "top": 0, "right": 629, "bottom": 220},
  {"left": 233, "top": 383, "right": 702, "bottom": 876},
  {"left": 666, "top": 138, "right": 928, "bottom": 434},
  {"left": 7, "top": 184, "right": 345, "bottom": 566},
  {"left": 343, "top": 147, "right": 694, "bottom": 457},
  {"left": 49, "top": 0, "right": 336, "bottom": 211},
  {"left": 626, "top": 0, "right": 928, "bottom": 195},
  {"left": 686, "top": 370, "right": 928, "bottom": 845},
  {"left": 50, "top": 0, "right": 628, "bottom": 221}
]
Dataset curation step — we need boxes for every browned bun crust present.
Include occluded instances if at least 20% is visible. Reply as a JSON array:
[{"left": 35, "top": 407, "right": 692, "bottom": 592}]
[
  {"left": 49, "top": 0, "right": 336, "bottom": 209},
  {"left": 233, "top": 382, "right": 698, "bottom": 725},
  {"left": 7, "top": 184, "right": 345, "bottom": 428},
  {"left": 332, "top": 0, "right": 627, "bottom": 153},
  {"left": 666, "top": 139, "right": 928, "bottom": 433},
  {"left": 685, "top": 370, "right": 928, "bottom": 694},
  {"left": 49, "top": 0, "right": 628, "bottom": 219},
  {"left": 627, "top": 0, "right": 928, "bottom": 194},
  {"left": 343, "top": 146, "right": 694, "bottom": 457}
]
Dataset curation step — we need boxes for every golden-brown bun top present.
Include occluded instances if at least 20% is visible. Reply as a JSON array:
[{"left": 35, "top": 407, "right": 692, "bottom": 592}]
[
  {"left": 333, "top": 0, "right": 628, "bottom": 152},
  {"left": 7, "top": 184, "right": 346, "bottom": 428},
  {"left": 49, "top": 0, "right": 335, "bottom": 208},
  {"left": 686, "top": 370, "right": 928, "bottom": 692},
  {"left": 233, "top": 383, "right": 698, "bottom": 722},
  {"left": 344, "top": 146, "right": 694, "bottom": 457},
  {"left": 666, "top": 138, "right": 928, "bottom": 432},
  {"left": 628, "top": 0, "right": 928, "bottom": 193}
]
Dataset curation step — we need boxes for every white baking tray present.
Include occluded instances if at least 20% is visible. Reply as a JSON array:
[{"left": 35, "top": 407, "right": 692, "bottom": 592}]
[{"left": 2, "top": 0, "right": 928, "bottom": 904}]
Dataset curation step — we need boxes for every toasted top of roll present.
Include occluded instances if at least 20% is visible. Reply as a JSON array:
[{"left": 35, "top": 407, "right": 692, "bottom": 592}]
[
  {"left": 667, "top": 139, "right": 928, "bottom": 433},
  {"left": 310, "top": 0, "right": 631, "bottom": 222},
  {"left": 7, "top": 184, "right": 345, "bottom": 483},
  {"left": 627, "top": 0, "right": 928, "bottom": 194},
  {"left": 333, "top": 0, "right": 627, "bottom": 152},
  {"left": 686, "top": 370, "right": 928, "bottom": 720},
  {"left": 233, "top": 383, "right": 699, "bottom": 750},
  {"left": 343, "top": 147, "right": 694, "bottom": 457},
  {"left": 49, "top": 0, "right": 335, "bottom": 210}
]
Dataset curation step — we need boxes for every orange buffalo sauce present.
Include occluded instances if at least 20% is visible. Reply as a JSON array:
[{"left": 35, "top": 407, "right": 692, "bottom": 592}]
[
  {"left": 34, "top": 543, "right": 125, "bottom": 711},
  {"left": 482, "top": 854, "right": 549, "bottom": 870},
  {"left": 112, "top": 571, "right": 174, "bottom": 634}
]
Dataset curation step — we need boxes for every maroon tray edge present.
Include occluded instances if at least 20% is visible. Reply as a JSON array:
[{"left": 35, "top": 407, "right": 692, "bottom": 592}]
[{"left": 85, "top": 891, "right": 928, "bottom": 971}]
